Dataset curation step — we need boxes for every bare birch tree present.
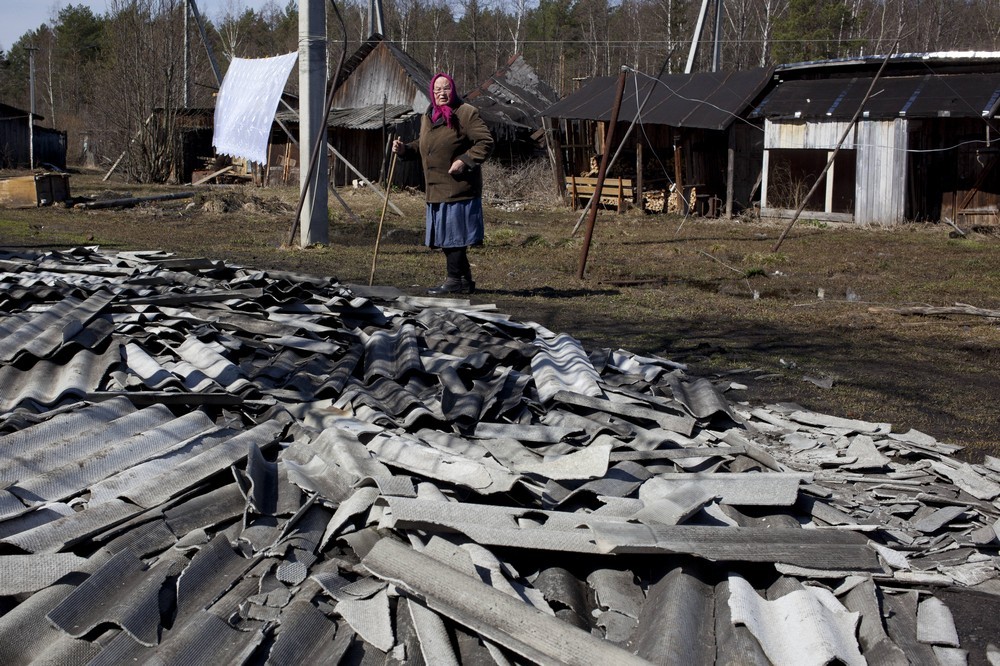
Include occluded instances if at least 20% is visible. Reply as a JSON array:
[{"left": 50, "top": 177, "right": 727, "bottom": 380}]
[
  {"left": 508, "top": 0, "right": 527, "bottom": 54},
  {"left": 94, "top": 0, "right": 187, "bottom": 182},
  {"left": 756, "top": 0, "right": 787, "bottom": 65}
]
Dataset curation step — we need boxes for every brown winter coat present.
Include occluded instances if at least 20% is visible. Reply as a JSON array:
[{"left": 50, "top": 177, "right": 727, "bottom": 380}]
[{"left": 402, "top": 102, "right": 494, "bottom": 203}]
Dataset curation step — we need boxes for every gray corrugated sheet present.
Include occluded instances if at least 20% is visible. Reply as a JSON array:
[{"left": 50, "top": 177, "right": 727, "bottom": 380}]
[
  {"left": 750, "top": 72, "right": 1000, "bottom": 120},
  {"left": 0, "top": 290, "right": 115, "bottom": 362},
  {"left": 0, "top": 345, "right": 120, "bottom": 412},
  {"left": 0, "top": 397, "right": 136, "bottom": 485},
  {"left": 1, "top": 245, "right": 998, "bottom": 663},
  {"left": 542, "top": 67, "right": 774, "bottom": 130},
  {"left": 46, "top": 548, "right": 170, "bottom": 646},
  {"left": 9, "top": 409, "right": 218, "bottom": 509}
]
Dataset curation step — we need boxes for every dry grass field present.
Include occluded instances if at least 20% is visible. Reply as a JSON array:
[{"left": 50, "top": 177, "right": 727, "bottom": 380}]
[{"left": 2, "top": 164, "right": 999, "bottom": 458}]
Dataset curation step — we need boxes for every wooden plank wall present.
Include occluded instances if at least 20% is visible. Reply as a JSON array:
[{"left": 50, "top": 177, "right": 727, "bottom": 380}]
[
  {"left": 0, "top": 119, "right": 30, "bottom": 167},
  {"left": 764, "top": 119, "right": 857, "bottom": 151},
  {"left": 855, "top": 119, "right": 907, "bottom": 227},
  {"left": 0, "top": 121, "right": 67, "bottom": 169},
  {"left": 330, "top": 44, "right": 424, "bottom": 109},
  {"left": 764, "top": 118, "right": 910, "bottom": 226},
  {"left": 730, "top": 122, "right": 765, "bottom": 214}
]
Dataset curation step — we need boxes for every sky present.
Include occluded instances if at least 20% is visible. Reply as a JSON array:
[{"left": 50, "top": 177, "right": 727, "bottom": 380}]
[{"left": 1, "top": 0, "right": 282, "bottom": 52}]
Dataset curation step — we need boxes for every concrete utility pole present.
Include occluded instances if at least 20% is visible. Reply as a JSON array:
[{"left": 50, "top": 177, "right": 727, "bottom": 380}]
[
  {"left": 685, "top": 0, "right": 724, "bottom": 73},
  {"left": 183, "top": 0, "right": 190, "bottom": 108},
  {"left": 27, "top": 47, "right": 37, "bottom": 169},
  {"left": 298, "top": 0, "right": 329, "bottom": 247}
]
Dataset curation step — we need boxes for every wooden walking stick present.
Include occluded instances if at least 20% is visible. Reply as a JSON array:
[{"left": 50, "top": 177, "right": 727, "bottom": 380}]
[{"left": 369, "top": 149, "right": 399, "bottom": 286}]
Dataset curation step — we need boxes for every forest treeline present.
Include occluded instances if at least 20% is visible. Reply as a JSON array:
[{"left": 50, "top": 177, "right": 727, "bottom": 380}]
[{"left": 1, "top": 0, "right": 998, "bottom": 181}]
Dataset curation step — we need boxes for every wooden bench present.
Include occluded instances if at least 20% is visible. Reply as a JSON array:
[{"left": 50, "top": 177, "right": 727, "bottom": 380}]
[{"left": 565, "top": 176, "right": 634, "bottom": 212}]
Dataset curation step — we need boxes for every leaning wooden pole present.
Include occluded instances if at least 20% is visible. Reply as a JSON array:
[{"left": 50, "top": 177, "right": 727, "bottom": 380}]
[
  {"left": 369, "top": 151, "right": 398, "bottom": 286},
  {"left": 577, "top": 68, "right": 628, "bottom": 280},
  {"left": 772, "top": 45, "right": 897, "bottom": 252}
]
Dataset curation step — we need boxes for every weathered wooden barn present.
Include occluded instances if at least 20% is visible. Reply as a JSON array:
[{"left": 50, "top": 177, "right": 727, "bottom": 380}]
[
  {"left": 465, "top": 54, "right": 561, "bottom": 164},
  {"left": 316, "top": 35, "right": 430, "bottom": 189},
  {"left": 268, "top": 39, "right": 559, "bottom": 190},
  {"left": 750, "top": 53, "right": 1000, "bottom": 227},
  {"left": 168, "top": 108, "right": 219, "bottom": 184},
  {"left": 0, "top": 102, "right": 67, "bottom": 170},
  {"left": 540, "top": 68, "right": 774, "bottom": 216},
  {"left": 268, "top": 41, "right": 426, "bottom": 189}
]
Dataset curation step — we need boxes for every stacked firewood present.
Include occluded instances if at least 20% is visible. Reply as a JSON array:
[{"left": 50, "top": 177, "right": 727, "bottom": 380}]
[{"left": 643, "top": 190, "right": 666, "bottom": 213}]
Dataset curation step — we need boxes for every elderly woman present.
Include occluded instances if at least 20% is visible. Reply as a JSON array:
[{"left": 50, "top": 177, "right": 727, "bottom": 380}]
[{"left": 393, "top": 72, "right": 494, "bottom": 295}]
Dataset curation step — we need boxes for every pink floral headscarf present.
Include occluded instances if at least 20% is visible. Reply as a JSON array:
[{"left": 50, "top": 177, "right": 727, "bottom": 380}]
[{"left": 429, "top": 73, "right": 458, "bottom": 128}]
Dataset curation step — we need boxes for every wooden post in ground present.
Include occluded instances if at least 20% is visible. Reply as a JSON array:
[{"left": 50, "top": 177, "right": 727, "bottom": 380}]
[{"left": 577, "top": 68, "right": 628, "bottom": 280}]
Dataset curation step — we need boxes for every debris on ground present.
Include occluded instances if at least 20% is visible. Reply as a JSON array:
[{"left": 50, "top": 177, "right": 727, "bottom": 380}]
[
  {"left": 0, "top": 246, "right": 998, "bottom": 664},
  {"left": 199, "top": 189, "right": 294, "bottom": 214}
]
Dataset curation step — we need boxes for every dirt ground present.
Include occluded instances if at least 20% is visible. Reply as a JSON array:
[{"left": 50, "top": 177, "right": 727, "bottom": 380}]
[{"left": 2, "top": 168, "right": 999, "bottom": 460}]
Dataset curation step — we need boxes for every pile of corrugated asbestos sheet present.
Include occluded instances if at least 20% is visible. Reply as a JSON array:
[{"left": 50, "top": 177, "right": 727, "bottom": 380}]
[{"left": 1, "top": 246, "right": 998, "bottom": 665}]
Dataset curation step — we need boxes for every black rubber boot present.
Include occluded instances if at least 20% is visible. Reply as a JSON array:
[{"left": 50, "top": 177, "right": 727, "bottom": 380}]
[
  {"left": 432, "top": 248, "right": 470, "bottom": 295},
  {"left": 427, "top": 277, "right": 464, "bottom": 295},
  {"left": 447, "top": 246, "right": 476, "bottom": 294}
]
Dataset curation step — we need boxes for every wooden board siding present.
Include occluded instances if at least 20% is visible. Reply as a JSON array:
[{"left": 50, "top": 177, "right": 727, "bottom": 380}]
[
  {"left": 330, "top": 43, "right": 426, "bottom": 112},
  {"left": 905, "top": 118, "right": 1000, "bottom": 224},
  {"left": 762, "top": 118, "right": 908, "bottom": 226},
  {"left": 855, "top": 119, "right": 907, "bottom": 227},
  {"left": 0, "top": 120, "right": 67, "bottom": 170},
  {"left": 764, "top": 119, "right": 857, "bottom": 151}
]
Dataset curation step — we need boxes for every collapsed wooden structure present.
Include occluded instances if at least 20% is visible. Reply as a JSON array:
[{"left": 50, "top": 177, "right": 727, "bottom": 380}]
[
  {"left": 465, "top": 54, "right": 562, "bottom": 164},
  {"left": 267, "top": 37, "right": 562, "bottom": 191}
]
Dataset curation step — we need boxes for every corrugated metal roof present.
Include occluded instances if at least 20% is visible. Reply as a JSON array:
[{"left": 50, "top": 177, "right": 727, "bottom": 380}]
[
  {"left": 542, "top": 67, "right": 774, "bottom": 130},
  {"left": 751, "top": 72, "right": 1000, "bottom": 120},
  {"left": 1, "top": 245, "right": 998, "bottom": 663},
  {"left": 775, "top": 50, "right": 1000, "bottom": 75},
  {"left": 276, "top": 103, "right": 418, "bottom": 130},
  {"left": 328, "top": 103, "right": 418, "bottom": 129}
]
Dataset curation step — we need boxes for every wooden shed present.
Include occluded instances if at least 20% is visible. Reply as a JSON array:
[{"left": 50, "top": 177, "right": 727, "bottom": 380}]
[
  {"left": 269, "top": 37, "right": 428, "bottom": 189},
  {"left": 0, "top": 103, "right": 67, "bottom": 170},
  {"left": 317, "top": 35, "right": 430, "bottom": 189},
  {"left": 750, "top": 53, "right": 1000, "bottom": 227},
  {"left": 541, "top": 68, "right": 773, "bottom": 216}
]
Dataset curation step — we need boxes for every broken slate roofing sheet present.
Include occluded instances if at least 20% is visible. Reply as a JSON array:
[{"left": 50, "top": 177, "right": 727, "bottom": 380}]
[{"left": 1, "top": 246, "right": 999, "bottom": 665}]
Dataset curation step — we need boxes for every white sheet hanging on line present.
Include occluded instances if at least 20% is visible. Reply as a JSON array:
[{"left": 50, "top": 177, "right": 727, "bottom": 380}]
[{"left": 213, "top": 52, "right": 298, "bottom": 165}]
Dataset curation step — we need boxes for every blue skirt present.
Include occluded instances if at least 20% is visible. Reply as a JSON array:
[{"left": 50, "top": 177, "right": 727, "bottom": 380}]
[{"left": 425, "top": 199, "right": 484, "bottom": 248}]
